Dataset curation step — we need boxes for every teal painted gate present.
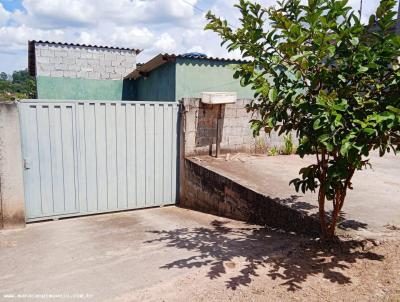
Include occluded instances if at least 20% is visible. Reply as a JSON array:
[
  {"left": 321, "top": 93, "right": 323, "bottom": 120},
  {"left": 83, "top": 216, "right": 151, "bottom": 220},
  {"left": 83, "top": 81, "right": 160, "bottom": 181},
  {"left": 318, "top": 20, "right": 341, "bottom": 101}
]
[{"left": 19, "top": 100, "right": 179, "bottom": 221}]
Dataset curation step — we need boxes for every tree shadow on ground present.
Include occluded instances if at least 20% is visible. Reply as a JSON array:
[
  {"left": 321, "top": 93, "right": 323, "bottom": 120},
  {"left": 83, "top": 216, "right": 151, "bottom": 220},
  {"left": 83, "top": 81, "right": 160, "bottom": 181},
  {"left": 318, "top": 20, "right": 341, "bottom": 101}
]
[
  {"left": 279, "top": 195, "right": 318, "bottom": 215},
  {"left": 280, "top": 195, "right": 369, "bottom": 231},
  {"left": 145, "top": 220, "right": 383, "bottom": 291}
]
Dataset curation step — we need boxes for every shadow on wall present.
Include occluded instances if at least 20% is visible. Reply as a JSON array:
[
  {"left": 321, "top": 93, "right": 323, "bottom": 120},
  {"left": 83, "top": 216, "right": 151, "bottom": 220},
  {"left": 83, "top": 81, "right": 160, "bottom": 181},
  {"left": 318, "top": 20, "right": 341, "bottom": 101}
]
[
  {"left": 269, "top": 196, "right": 369, "bottom": 232},
  {"left": 122, "top": 79, "right": 136, "bottom": 100},
  {"left": 145, "top": 220, "right": 383, "bottom": 291},
  {"left": 195, "top": 103, "right": 225, "bottom": 155}
]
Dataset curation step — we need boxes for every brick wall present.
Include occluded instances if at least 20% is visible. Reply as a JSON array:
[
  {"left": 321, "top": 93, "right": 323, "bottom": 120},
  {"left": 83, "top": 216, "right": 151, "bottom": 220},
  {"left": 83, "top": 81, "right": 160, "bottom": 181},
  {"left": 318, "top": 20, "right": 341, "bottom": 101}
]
[
  {"left": 180, "top": 158, "right": 320, "bottom": 236},
  {"left": 181, "top": 98, "right": 285, "bottom": 156},
  {"left": 34, "top": 42, "right": 137, "bottom": 80}
]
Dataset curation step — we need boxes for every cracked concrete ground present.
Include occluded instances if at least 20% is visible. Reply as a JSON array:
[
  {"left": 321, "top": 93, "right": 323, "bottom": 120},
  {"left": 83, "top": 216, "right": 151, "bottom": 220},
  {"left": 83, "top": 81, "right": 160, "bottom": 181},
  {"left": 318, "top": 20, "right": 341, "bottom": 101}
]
[{"left": 191, "top": 151, "right": 400, "bottom": 239}]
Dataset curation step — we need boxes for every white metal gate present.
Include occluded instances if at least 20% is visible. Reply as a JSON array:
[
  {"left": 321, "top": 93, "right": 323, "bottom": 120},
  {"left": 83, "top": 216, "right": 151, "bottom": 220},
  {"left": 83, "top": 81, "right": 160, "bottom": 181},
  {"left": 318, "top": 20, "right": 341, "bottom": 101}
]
[{"left": 19, "top": 100, "right": 179, "bottom": 221}]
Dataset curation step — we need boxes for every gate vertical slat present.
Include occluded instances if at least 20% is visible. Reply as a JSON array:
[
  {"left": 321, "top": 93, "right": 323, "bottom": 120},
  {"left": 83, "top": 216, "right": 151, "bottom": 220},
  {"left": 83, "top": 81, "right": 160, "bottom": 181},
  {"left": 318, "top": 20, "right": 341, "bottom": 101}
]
[
  {"left": 95, "top": 103, "right": 108, "bottom": 211},
  {"left": 83, "top": 103, "right": 98, "bottom": 212},
  {"left": 38, "top": 106, "right": 55, "bottom": 214},
  {"left": 171, "top": 105, "right": 178, "bottom": 203},
  {"left": 126, "top": 104, "right": 137, "bottom": 208},
  {"left": 116, "top": 103, "right": 128, "bottom": 209},
  {"left": 154, "top": 104, "right": 164, "bottom": 205},
  {"left": 49, "top": 105, "right": 66, "bottom": 214},
  {"left": 163, "top": 104, "right": 173, "bottom": 204},
  {"left": 60, "top": 105, "right": 78, "bottom": 213},
  {"left": 145, "top": 104, "right": 155, "bottom": 205},
  {"left": 136, "top": 104, "right": 146, "bottom": 207},
  {"left": 76, "top": 103, "right": 87, "bottom": 213},
  {"left": 106, "top": 103, "right": 118, "bottom": 210}
]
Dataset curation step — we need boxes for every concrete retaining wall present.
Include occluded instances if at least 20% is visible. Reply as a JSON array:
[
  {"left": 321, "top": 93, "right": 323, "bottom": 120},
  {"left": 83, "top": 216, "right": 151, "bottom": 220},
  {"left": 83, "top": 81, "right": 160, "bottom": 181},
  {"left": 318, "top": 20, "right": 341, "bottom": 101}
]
[
  {"left": 0, "top": 102, "right": 25, "bottom": 229},
  {"left": 180, "top": 158, "right": 320, "bottom": 236}
]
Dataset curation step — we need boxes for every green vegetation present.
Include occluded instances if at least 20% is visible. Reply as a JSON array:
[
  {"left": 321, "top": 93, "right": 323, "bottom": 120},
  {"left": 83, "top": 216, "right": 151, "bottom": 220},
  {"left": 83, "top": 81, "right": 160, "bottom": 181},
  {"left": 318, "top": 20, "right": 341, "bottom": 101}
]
[
  {"left": 255, "top": 136, "right": 267, "bottom": 153},
  {"left": 267, "top": 146, "right": 279, "bottom": 156},
  {"left": 283, "top": 133, "right": 295, "bottom": 155},
  {"left": 0, "top": 69, "right": 36, "bottom": 101},
  {"left": 206, "top": 0, "right": 400, "bottom": 239}
]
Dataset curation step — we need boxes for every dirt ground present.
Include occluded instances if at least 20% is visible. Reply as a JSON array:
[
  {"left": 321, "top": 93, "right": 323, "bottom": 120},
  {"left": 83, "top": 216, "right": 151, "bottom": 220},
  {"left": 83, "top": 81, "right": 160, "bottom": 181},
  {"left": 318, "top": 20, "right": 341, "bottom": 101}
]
[
  {"left": 117, "top": 224, "right": 400, "bottom": 302},
  {"left": 1, "top": 208, "right": 400, "bottom": 302}
]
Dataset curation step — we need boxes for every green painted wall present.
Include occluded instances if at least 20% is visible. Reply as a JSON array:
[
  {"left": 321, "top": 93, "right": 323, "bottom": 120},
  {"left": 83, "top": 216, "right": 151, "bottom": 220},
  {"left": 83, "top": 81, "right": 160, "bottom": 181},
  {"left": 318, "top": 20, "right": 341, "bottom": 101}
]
[
  {"left": 175, "top": 58, "right": 254, "bottom": 101},
  {"left": 36, "top": 76, "right": 135, "bottom": 100},
  {"left": 133, "top": 62, "right": 176, "bottom": 102}
]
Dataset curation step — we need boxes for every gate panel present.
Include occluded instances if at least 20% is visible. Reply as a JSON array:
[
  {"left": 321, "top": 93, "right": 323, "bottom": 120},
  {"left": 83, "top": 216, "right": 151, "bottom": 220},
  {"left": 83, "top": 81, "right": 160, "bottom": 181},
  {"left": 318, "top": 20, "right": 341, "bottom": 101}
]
[
  {"left": 19, "top": 100, "right": 179, "bottom": 221},
  {"left": 19, "top": 103, "right": 78, "bottom": 220}
]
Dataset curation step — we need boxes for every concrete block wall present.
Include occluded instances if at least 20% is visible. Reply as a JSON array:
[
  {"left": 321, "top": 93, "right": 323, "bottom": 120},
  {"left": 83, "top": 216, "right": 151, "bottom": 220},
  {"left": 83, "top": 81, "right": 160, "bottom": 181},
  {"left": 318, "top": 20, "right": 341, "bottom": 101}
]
[
  {"left": 34, "top": 43, "right": 137, "bottom": 80},
  {"left": 181, "top": 98, "right": 286, "bottom": 156}
]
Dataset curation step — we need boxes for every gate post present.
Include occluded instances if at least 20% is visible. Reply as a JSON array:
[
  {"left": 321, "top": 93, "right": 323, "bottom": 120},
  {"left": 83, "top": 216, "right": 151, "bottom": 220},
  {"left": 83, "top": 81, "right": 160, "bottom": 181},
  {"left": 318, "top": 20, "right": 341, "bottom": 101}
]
[{"left": 0, "top": 101, "right": 26, "bottom": 229}]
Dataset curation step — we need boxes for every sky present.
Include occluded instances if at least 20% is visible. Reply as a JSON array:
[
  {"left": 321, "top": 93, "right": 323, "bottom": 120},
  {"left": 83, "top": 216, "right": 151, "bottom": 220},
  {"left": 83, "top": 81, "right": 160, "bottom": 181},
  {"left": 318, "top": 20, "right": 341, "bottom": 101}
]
[{"left": 0, "top": 0, "right": 387, "bottom": 73}]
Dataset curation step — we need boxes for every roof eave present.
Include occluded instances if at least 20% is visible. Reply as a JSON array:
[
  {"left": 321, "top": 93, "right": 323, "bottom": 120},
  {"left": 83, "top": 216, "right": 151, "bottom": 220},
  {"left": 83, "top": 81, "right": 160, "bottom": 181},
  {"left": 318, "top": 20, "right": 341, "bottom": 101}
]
[{"left": 124, "top": 54, "right": 176, "bottom": 80}]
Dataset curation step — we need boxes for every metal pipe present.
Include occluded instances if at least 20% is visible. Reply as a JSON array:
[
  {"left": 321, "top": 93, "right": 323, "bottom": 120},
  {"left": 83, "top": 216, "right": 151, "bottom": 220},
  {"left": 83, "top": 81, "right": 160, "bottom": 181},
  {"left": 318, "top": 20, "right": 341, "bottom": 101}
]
[{"left": 216, "top": 104, "right": 222, "bottom": 158}]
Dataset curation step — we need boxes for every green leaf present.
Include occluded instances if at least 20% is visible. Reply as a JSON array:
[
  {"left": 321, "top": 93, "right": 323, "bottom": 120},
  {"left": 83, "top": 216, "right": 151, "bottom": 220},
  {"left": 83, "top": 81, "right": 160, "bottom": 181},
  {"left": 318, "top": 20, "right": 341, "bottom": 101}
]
[
  {"left": 268, "top": 87, "right": 278, "bottom": 102},
  {"left": 387, "top": 106, "right": 400, "bottom": 114},
  {"left": 313, "top": 118, "right": 322, "bottom": 130},
  {"left": 350, "top": 37, "right": 359, "bottom": 46},
  {"left": 340, "top": 142, "right": 351, "bottom": 156},
  {"left": 338, "top": 74, "right": 346, "bottom": 82},
  {"left": 363, "top": 128, "right": 376, "bottom": 135},
  {"left": 358, "top": 66, "right": 369, "bottom": 73},
  {"left": 318, "top": 134, "right": 330, "bottom": 142}
]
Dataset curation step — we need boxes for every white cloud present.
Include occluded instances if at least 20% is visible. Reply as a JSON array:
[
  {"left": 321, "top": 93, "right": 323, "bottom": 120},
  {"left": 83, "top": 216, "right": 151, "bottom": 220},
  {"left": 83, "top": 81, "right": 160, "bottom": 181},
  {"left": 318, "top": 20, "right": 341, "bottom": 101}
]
[
  {"left": 0, "top": 3, "right": 10, "bottom": 26},
  {"left": 0, "top": 0, "right": 396, "bottom": 73},
  {"left": 154, "top": 33, "right": 176, "bottom": 52},
  {"left": 0, "top": 25, "right": 64, "bottom": 50},
  {"left": 16, "top": 0, "right": 200, "bottom": 29}
]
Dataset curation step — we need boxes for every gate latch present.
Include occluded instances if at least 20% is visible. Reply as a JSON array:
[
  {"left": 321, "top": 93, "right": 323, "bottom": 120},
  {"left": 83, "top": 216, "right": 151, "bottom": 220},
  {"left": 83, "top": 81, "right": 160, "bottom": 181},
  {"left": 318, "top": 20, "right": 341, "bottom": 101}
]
[{"left": 24, "top": 158, "right": 31, "bottom": 170}]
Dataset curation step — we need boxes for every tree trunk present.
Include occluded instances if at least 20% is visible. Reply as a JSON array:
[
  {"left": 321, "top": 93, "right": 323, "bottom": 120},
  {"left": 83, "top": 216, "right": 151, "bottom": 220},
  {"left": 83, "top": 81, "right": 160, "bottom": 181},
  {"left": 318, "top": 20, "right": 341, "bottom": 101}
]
[
  {"left": 328, "top": 192, "right": 343, "bottom": 239},
  {"left": 318, "top": 185, "right": 328, "bottom": 238}
]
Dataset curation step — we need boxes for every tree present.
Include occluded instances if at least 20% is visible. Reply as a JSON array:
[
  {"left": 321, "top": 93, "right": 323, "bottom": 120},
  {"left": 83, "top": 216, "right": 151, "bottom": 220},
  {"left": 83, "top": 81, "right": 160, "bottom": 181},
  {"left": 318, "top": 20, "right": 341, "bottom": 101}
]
[
  {"left": 0, "top": 72, "right": 8, "bottom": 81},
  {"left": 206, "top": 0, "right": 400, "bottom": 240},
  {"left": 0, "top": 69, "right": 36, "bottom": 100},
  {"left": 12, "top": 69, "right": 30, "bottom": 84}
]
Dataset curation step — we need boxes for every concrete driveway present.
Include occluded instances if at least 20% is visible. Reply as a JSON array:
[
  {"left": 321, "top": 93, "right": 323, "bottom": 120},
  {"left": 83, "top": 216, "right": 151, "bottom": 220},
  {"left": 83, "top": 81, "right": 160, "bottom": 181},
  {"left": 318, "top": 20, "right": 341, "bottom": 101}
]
[
  {"left": 0, "top": 207, "right": 291, "bottom": 302},
  {"left": 0, "top": 207, "right": 214, "bottom": 301},
  {"left": 0, "top": 206, "right": 399, "bottom": 302}
]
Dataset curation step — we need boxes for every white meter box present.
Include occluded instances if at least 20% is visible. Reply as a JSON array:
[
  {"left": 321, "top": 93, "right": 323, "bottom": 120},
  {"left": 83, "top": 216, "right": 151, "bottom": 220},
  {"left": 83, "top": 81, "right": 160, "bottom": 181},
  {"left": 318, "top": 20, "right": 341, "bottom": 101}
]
[{"left": 201, "top": 92, "right": 237, "bottom": 104}]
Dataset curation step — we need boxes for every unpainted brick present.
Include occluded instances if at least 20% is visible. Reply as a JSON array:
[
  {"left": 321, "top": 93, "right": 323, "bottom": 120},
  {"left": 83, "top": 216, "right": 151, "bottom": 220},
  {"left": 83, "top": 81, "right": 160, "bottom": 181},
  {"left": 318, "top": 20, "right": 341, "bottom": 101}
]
[
  {"left": 64, "top": 57, "right": 76, "bottom": 65},
  {"left": 63, "top": 71, "right": 77, "bottom": 78},
  {"left": 81, "top": 67, "right": 94, "bottom": 72},
  {"left": 88, "top": 72, "right": 100, "bottom": 79},
  {"left": 77, "top": 71, "right": 89, "bottom": 78},
  {"left": 54, "top": 51, "right": 68, "bottom": 57},
  {"left": 67, "top": 50, "right": 82, "bottom": 58},
  {"left": 50, "top": 70, "right": 63, "bottom": 77},
  {"left": 228, "top": 136, "right": 244, "bottom": 146},
  {"left": 36, "top": 56, "right": 50, "bottom": 64},
  {"left": 49, "top": 57, "right": 62, "bottom": 64},
  {"left": 40, "top": 49, "right": 54, "bottom": 57}
]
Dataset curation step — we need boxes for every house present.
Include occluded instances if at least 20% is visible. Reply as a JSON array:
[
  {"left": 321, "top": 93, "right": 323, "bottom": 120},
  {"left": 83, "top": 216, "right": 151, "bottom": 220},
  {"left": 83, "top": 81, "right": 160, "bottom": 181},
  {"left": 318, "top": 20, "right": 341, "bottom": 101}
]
[
  {"left": 28, "top": 41, "right": 254, "bottom": 102},
  {"left": 126, "top": 53, "right": 254, "bottom": 102},
  {"left": 28, "top": 41, "right": 139, "bottom": 100}
]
